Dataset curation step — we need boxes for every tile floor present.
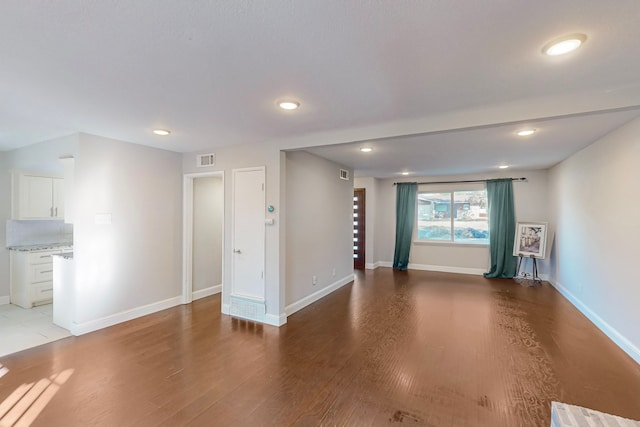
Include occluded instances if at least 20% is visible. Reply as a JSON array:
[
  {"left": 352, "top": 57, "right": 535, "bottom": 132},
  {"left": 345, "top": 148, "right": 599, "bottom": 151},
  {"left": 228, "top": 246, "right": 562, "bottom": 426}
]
[{"left": 0, "top": 303, "right": 71, "bottom": 358}]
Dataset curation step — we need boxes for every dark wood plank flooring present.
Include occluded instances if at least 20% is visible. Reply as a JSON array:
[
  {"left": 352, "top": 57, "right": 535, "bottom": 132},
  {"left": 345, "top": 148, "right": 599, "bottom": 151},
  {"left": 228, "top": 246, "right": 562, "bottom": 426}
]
[{"left": 1, "top": 268, "right": 640, "bottom": 426}]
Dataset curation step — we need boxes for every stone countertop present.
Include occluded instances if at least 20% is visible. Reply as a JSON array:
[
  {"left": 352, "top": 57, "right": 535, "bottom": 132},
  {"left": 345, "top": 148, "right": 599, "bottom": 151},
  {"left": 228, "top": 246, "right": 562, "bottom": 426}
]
[
  {"left": 52, "top": 252, "right": 74, "bottom": 260},
  {"left": 6, "top": 243, "right": 74, "bottom": 251}
]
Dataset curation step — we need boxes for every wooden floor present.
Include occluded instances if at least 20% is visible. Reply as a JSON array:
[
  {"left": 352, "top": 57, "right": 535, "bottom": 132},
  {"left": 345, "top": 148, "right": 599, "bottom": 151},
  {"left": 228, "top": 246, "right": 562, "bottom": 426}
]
[{"left": 1, "top": 269, "right": 640, "bottom": 426}]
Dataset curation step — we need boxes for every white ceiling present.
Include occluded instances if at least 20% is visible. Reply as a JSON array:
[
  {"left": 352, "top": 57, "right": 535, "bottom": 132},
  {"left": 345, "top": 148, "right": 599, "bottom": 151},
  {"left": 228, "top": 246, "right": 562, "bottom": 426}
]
[{"left": 2, "top": 1, "right": 640, "bottom": 177}]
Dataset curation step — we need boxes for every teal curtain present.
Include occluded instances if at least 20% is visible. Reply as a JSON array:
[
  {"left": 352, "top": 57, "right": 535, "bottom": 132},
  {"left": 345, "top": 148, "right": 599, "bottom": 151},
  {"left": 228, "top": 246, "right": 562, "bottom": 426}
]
[
  {"left": 393, "top": 183, "right": 417, "bottom": 270},
  {"left": 484, "top": 179, "right": 517, "bottom": 278}
]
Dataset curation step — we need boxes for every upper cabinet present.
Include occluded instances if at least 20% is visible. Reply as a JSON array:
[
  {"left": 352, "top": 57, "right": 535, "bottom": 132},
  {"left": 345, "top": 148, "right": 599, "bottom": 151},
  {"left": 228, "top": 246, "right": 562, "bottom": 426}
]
[{"left": 12, "top": 172, "right": 65, "bottom": 220}]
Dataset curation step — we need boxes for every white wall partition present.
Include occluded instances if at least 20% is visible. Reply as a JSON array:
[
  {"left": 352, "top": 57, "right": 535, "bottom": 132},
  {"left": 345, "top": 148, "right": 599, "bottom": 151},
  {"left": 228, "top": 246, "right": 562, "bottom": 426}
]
[
  {"left": 72, "top": 133, "right": 182, "bottom": 332},
  {"left": 547, "top": 116, "right": 640, "bottom": 363},
  {"left": 183, "top": 142, "right": 284, "bottom": 325},
  {"left": 285, "top": 151, "right": 354, "bottom": 314}
]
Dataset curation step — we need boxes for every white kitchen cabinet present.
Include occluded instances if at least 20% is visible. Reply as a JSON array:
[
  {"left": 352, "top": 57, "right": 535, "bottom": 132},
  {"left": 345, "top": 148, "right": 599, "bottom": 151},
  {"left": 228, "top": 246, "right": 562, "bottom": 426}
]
[
  {"left": 11, "top": 172, "right": 65, "bottom": 220},
  {"left": 10, "top": 247, "right": 71, "bottom": 308}
]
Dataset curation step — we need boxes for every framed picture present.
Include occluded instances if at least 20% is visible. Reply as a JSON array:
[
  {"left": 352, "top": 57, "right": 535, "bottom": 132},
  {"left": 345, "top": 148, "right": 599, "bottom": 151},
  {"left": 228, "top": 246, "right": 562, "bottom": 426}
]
[{"left": 513, "top": 222, "right": 548, "bottom": 259}]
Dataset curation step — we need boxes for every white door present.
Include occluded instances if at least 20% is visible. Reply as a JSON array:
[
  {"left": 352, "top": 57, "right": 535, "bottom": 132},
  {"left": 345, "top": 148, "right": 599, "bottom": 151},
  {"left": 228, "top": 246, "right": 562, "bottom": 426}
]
[{"left": 231, "top": 167, "right": 265, "bottom": 300}]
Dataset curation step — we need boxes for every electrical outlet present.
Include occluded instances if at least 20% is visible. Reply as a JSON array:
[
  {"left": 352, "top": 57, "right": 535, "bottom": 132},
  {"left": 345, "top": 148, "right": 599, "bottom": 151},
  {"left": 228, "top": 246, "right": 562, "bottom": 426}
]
[{"left": 312, "top": 275, "right": 317, "bottom": 285}]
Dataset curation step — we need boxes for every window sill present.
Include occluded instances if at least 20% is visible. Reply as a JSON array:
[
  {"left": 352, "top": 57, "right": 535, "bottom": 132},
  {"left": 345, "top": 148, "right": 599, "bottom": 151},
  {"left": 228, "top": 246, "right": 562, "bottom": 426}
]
[{"left": 412, "top": 240, "right": 489, "bottom": 248}]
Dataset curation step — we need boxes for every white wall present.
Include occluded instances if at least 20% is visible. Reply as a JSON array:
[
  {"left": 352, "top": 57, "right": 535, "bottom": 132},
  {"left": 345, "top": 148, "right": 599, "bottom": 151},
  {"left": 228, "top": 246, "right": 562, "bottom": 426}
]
[
  {"left": 192, "top": 176, "right": 223, "bottom": 292},
  {"left": 547, "top": 117, "right": 640, "bottom": 363},
  {"left": 285, "top": 151, "right": 354, "bottom": 312},
  {"left": 353, "top": 177, "right": 378, "bottom": 268},
  {"left": 183, "top": 142, "right": 284, "bottom": 323},
  {"left": 373, "top": 169, "right": 549, "bottom": 274},
  {"left": 0, "top": 134, "right": 78, "bottom": 302},
  {"left": 73, "top": 133, "right": 182, "bottom": 327}
]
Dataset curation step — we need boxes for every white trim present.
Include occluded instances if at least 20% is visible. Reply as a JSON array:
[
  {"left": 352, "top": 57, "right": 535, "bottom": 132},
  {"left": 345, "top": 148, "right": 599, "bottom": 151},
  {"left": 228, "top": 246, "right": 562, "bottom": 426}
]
[
  {"left": 408, "top": 263, "right": 485, "bottom": 276},
  {"left": 377, "top": 261, "right": 485, "bottom": 276},
  {"left": 365, "top": 262, "right": 381, "bottom": 270},
  {"left": 0, "top": 296, "right": 10, "bottom": 305},
  {"left": 265, "top": 313, "right": 287, "bottom": 326},
  {"left": 69, "top": 296, "right": 183, "bottom": 336},
  {"left": 222, "top": 303, "right": 230, "bottom": 315},
  {"left": 285, "top": 274, "right": 354, "bottom": 316},
  {"left": 548, "top": 278, "right": 640, "bottom": 366},
  {"left": 192, "top": 284, "right": 222, "bottom": 300},
  {"left": 182, "top": 171, "right": 225, "bottom": 306}
]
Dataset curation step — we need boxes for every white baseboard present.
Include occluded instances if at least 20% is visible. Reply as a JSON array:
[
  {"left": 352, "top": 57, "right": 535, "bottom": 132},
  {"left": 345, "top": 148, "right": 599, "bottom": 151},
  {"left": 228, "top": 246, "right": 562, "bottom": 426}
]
[
  {"left": 222, "top": 303, "right": 230, "bottom": 315},
  {"left": 0, "top": 296, "right": 9, "bottom": 305},
  {"left": 265, "top": 313, "right": 287, "bottom": 327},
  {"left": 549, "top": 278, "right": 640, "bottom": 366},
  {"left": 285, "top": 274, "right": 355, "bottom": 316},
  {"left": 69, "top": 296, "right": 183, "bottom": 336},
  {"left": 192, "top": 284, "right": 222, "bottom": 300},
  {"left": 365, "top": 262, "right": 381, "bottom": 270},
  {"left": 378, "top": 261, "right": 485, "bottom": 276},
  {"left": 409, "top": 263, "right": 485, "bottom": 276}
]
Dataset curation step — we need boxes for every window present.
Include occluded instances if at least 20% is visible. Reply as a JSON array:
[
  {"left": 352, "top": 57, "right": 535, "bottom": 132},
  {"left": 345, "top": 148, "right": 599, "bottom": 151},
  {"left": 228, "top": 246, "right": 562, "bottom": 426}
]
[{"left": 416, "top": 189, "right": 489, "bottom": 244}]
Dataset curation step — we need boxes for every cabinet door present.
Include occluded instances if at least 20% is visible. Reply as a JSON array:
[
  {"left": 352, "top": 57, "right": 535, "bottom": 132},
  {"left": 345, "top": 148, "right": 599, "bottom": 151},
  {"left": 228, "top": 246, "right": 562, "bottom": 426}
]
[
  {"left": 53, "top": 178, "right": 65, "bottom": 219},
  {"left": 20, "top": 176, "right": 54, "bottom": 219}
]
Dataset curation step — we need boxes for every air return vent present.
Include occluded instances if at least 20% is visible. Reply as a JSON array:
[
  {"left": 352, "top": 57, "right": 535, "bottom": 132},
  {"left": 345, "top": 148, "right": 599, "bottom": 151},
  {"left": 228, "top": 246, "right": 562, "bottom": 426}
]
[
  {"left": 230, "top": 296, "right": 266, "bottom": 322},
  {"left": 196, "top": 153, "right": 216, "bottom": 167},
  {"left": 339, "top": 169, "right": 349, "bottom": 180}
]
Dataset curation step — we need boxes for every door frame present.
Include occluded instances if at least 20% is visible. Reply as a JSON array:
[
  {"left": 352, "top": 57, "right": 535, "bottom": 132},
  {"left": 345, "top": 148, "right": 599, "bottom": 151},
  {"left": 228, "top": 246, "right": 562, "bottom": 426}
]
[
  {"left": 353, "top": 188, "right": 366, "bottom": 270},
  {"left": 182, "top": 171, "right": 225, "bottom": 304}
]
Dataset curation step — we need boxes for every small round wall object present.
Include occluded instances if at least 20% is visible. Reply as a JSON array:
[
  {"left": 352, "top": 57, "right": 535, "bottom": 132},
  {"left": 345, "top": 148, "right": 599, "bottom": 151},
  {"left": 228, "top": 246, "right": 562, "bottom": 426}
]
[{"left": 267, "top": 205, "right": 275, "bottom": 213}]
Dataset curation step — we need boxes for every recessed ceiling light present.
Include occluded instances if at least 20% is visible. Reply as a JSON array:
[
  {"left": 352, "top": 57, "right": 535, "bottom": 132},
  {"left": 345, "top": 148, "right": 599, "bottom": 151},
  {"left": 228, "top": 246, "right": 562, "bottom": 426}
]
[
  {"left": 499, "top": 165, "right": 509, "bottom": 169},
  {"left": 543, "top": 34, "right": 586, "bottom": 56},
  {"left": 401, "top": 172, "right": 410, "bottom": 176},
  {"left": 516, "top": 129, "right": 536, "bottom": 137},
  {"left": 153, "top": 129, "right": 170, "bottom": 136},
  {"left": 360, "top": 147, "right": 373, "bottom": 153},
  {"left": 278, "top": 100, "right": 300, "bottom": 110}
]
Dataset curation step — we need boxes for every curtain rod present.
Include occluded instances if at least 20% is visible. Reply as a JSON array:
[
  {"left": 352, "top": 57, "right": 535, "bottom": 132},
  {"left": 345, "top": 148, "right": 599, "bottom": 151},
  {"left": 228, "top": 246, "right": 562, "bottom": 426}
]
[{"left": 393, "top": 177, "right": 527, "bottom": 186}]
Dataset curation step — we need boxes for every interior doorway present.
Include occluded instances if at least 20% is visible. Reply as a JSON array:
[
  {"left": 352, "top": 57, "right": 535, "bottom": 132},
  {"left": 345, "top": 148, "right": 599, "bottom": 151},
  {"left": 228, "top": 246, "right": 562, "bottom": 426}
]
[
  {"left": 353, "top": 188, "right": 365, "bottom": 270},
  {"left": 182, "top": 171, "right": 224, "bottom": 304}
]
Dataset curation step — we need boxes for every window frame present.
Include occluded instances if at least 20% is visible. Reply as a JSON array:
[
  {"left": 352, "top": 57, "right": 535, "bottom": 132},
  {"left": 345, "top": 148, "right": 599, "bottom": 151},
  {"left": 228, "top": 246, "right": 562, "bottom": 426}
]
[{"left": 413, "top": 183, "right": 489, "bottom": 246}]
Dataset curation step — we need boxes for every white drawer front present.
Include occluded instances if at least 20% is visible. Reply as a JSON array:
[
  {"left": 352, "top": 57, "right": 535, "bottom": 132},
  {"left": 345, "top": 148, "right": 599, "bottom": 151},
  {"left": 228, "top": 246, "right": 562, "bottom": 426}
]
[
  {"left": 32, "top": 283, "right": 53, "bottom": 304},
  {"left": 31, "top": 264, "right": 54, "bottom": 283},
  {"left": 27, "top": 252, "right": 56, "bottom": 265}
]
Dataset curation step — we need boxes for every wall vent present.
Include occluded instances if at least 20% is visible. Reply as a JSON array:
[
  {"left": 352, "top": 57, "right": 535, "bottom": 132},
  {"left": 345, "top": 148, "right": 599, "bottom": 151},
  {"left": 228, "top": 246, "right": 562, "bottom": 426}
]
[
  {"left": 230, "top": 296, "right": 266, "bottom": 323},
  {"left": 196, "top": 153, "right": 216, "bottom": 167},
  {"left": 339, "top": 169, "right": 349, "bottom": 180}
]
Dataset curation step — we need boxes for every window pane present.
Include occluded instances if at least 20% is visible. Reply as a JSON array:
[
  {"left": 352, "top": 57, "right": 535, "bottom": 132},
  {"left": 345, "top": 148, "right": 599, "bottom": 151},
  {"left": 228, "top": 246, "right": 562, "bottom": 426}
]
[
  {"left": 417, "top": 192, "right": 451, "bottom": 240},
  {"left": 453, "top": 190, "right": 489, "bottom": 244}
]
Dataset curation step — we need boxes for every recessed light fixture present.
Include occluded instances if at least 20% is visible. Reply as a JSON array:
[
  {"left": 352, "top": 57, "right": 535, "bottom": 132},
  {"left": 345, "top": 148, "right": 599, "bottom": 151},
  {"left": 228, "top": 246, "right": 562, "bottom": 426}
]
[
  {"left": 401, "top": 172, "right": 410, "bottom": 176},
  {"left": 499, "top": 165, "right": 509, "bottom": 169},
  {"left": 516, "top": 129, "right": 536, "bottom": 137},
  {"left": 278, "top": 100, "right": 300, "bottom": 110},
  {"left": 543, "top": 34, "right": 586, "bottom": 56},
  {"left": 153, "top": 129, "right": 170, "bottom": 136},
  {"left": 360, "top": 147, "right": 373, "bottom": 153}
]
